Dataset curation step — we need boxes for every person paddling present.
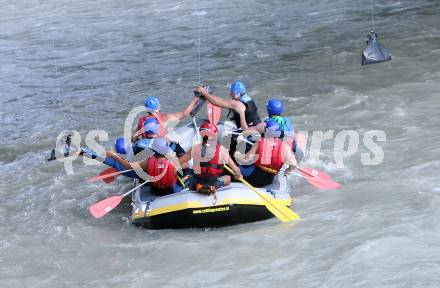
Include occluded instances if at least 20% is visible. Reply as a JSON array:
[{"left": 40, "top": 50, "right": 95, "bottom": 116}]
[
  {"left": 132, "top": 94, "right": 200, "bottom": 142},
  {"left": 105, "top": 138, "right": 189, "bottom": 195},
  {"left": 234, "top": 98, "right": 304, "bottom": 163},
  {"left": 264, "top": 98, "right": 304, "bottom": 162},
  {"left": 179, "top": 120, "right": 243, "bottom": 194},
  {"left": 237, "top": 120, "right": 297, "bottom": 187},
  {"left": 194, "top": 81, "right": 265, "bottom": 132}
]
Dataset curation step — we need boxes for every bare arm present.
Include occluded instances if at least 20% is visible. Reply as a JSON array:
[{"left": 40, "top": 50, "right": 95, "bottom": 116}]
[
  {"left": 205, "top": 93, "right": 235, "bottom": 110},
  {"left": 106, "top": 151, "right": 133, "bottom": 170},
  {"left": 282, "top": 145, "right": 297, "bottom": 174},
  {"left": 194, "top": 86, "right": 242, "bottom": 111},
  {"left": 240, "top": 117, "right": 265, "bottom": 133},
  {"left": 243, "top": 141, "right": 259, "bottom": 161},
  {"left": 163, "top": 96, "right": 199, "bottom": 122},
  {"left": 178, "top": 147, "right": 192, "bottom": 165},
  {"left": 227, "top": 97, "right": 264, "bottom": 133},
  {"left": 131, "top": 122, "right": 142, "bottom": 143},
  {"left": 180, "top": 161, "right": 189, "bottom": 170},
  {"left": 219, "top": 146, "right": 242, "bottom": 179},
  {"left": 251, "top": 122, "right": 266, "bottom": 133},
  {"left": 226, "top": 157, "right": 243, "bottom": 180}
]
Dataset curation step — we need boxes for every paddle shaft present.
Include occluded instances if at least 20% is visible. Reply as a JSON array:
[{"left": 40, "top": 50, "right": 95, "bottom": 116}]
[
  {"left": 123, "top": 180, "right": 149, "bottom": 198},
  {"left": 89, "top": 168, "right": 134, "bottom": 181},
  {"left": 297, "top": 167, "right": 316, "bottom": 177},
  {"left": 190, "top": 97, "right": 205, "bottom": 117},
  {"left": 224, "top": 164, "right": 300, "bottom": 222},
  {"left": 191, "top": 97, "right": 205, "bottom": 137}
]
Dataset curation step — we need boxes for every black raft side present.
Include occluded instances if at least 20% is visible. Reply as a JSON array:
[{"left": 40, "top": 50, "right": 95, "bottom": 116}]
[{"left": 134, "top": 204, "right": 275, "bottom": 229}]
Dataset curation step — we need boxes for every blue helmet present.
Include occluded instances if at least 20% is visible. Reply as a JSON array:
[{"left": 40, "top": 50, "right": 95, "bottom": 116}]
[
  {"left": 143, "top": 117, "right": 160, "bottom": 135},
  {"left": 151, "top": 138, "right": 172, "bottom": 156},
  {"left": 266, "top": 98, "right": 284, "bottom": 116},
  {"left": 144, "top": 95, "right": 160, "bottom": 112},
  {"left": 264, "top": 119, "right": 281, "bottom": 137},
  {"left": 115, "top": 137, "right": 129, "bottom": 154},
  {"left": 230, "top": 81, "right": 246, "bottom": 95}
]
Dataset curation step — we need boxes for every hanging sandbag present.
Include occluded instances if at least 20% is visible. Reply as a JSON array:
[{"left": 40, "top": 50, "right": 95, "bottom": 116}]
[{"left": 361, "top": 31, "right": 391, "bottom": 65}]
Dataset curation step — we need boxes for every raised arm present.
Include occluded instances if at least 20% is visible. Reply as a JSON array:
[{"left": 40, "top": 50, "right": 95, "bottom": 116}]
[
  {"left": 194, "top": 86, "right": 242, "bottom": 111},
  {"left": 163, "top": 96, "right": 200, "bottom": 122}
]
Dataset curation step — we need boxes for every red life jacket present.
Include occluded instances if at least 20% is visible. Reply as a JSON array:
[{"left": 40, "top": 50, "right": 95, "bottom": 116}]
[
  {"left": 145, "top": 156, "right": 176, "bottom": 188},
  {"left": 138, "top": 113, "right": 166, "bottom": 138},
  {"left": 255, "top": 138, "right": 284, "bottom": 171},
  {"left": 193, "top": 143, "right": 224, "bottom": 177}
]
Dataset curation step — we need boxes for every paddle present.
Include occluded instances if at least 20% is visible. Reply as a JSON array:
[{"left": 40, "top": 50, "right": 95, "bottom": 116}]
[
  {"left": 256, "top": 165, "right": 341, "bottom": 190},
  {"left": 224, "top": 165, "right": 300, "bottom": 222},
  {"left": 99, "top": 167, "right": 117, "bottom": 183},
  {"left": 294, "top": 133, "right": 306, "bottom": 152},
  {"left": 88, "top": 168, "right": 134, "bottom": 183},
  {"left": 89, "top": 180, "right": 149, "bottom": 219},
  {"left": 191, "top": 96, "right": 206, "bottom": 137},
  {"left": 190, "top": 97, "right": 206, "bottom": 118},
  {"left": 207, "top": 102, "right": 221, "bottom": 125},
  {"left": 297, "top": 167, "right": 341, "bottom": 190}
]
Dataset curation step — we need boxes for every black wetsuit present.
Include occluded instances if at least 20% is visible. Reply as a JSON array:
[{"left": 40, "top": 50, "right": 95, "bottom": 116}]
[
  {"left": 230, "top": 94, "right": 262, "bottom": 129},
  {"left": 226, "top": 94, "right": 262, "bottom": 161}
]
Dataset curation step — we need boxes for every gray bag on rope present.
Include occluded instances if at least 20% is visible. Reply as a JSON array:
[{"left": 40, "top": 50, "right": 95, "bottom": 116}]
[{"left": 361, "top": 32, "right": 391, "bottom": 65}]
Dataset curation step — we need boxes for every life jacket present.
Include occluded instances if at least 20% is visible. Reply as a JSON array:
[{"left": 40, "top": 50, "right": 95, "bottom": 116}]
[
  {"left": 264, "top": 116, "right": 299, "bottom": 150},
  {"left": 255, "top": 138, "right": 285, "bottom": 171},
  {"left": 145, "top": 156, "right": 176, "bottom": 188},
  {"left": 138, "top": 113, "right": 166, "bottom": 138},
  {"left": 269, "top": 115, "right": 289, "bottom": 131},
  {"left": 230, "top": 94, "right": 262, "bottom": 128},
  {"left": 193, "top": 143, "right": 224, "bottom": 177}
]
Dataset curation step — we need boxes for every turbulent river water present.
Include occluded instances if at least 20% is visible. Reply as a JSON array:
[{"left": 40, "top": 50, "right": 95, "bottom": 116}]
[{"left": 1, "top": 0, "right": 440, "bottom": 287}]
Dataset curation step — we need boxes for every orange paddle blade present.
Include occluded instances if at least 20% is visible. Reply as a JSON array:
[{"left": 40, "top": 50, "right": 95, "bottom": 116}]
[
  {"left": 207, "top": 103, "right": 221, "bottom": 125},
  {"left": 88, "top": 168, "right": 132, "bottom": 183},
  {"left": 89, "top": 195, "right": 124, "bottom": 219},
  {"left": 297, "top": 167, "right": 341, "bottom": 190}
]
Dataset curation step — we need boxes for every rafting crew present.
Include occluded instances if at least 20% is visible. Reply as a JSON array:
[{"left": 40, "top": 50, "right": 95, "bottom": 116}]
[
  {"left": 132, "top": 94, "right": 200, "bottom": 142},
  {"left": 82, "top": 89, "right": 301, "bottom": 194},
  {"left": 179, "top": 120, "right": 243, "bottom": 194},
  {"left": 236, "top": 120, "right": 297, "bottom": 187}
]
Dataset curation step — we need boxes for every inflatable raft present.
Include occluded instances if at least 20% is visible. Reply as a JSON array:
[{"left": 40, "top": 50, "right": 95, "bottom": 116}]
[
  {"left": 131, "top": 174, "right": 291, "bottom": 229},
  {"left": 130, "top": 120, "right": 295, "bottom": 229}
]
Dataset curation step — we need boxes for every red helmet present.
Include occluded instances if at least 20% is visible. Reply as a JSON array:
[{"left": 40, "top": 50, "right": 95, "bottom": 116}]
[{"left": 199, "top": 121, "right": 218, "bottom": 137}]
